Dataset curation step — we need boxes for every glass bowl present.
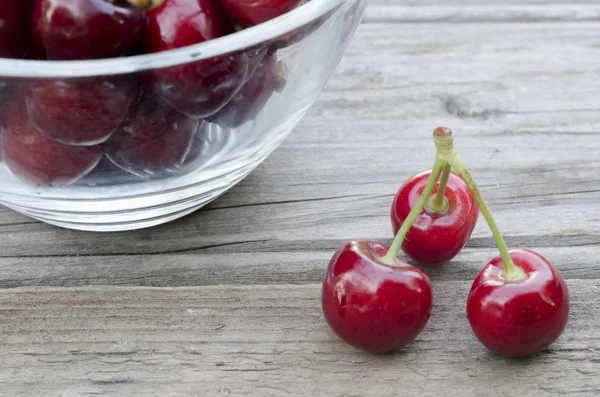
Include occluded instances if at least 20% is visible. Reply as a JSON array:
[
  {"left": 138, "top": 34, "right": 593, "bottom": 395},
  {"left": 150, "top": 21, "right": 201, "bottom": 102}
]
[{"left": 0, "top": 0, "right": 366, "bottom": 231}]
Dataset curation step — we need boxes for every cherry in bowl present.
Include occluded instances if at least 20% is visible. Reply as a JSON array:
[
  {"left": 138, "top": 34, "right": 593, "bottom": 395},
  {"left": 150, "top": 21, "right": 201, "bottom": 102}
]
[
  {"left": 25, "top": 78, "right": 136, "bottom": 146},
  {"left": 207, "top": 52, "right": 286, "bottom": 129},
  {"left": 219, "top": 0, "right": 303, "bottom": 27},
  {"left": 0, "top": 0, "right": 34, "bottom": 59},
  {"left": 144, "top": 0, "right": 249, "bottom": 118},
  {"left": 322, "top": 240, "right": 433, "bottom": 353},
  {"left": 391, "top": 168, "right": 478, "bottom": 266},
  {"left": 153, "top": 54, "right": 249, "bottom": 119},
  {"left": 105, "top": 89, "right": 200, "bottom": 177},
  {"left": 1, "top": 100, "right": 103, "bottom": 187},
  {"left": 32, "top": 0, "right": 147, "bottom": 60}
]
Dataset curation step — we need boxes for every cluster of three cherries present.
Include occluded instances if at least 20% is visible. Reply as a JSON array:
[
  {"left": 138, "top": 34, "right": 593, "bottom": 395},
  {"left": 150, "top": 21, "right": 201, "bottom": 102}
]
[{"left": 321, "top": 127, "right": 569, "bottom": 358}]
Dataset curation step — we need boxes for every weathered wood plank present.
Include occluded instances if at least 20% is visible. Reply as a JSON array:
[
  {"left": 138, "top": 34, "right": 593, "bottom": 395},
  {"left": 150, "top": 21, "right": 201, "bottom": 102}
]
[
  {"left": 0, "top": 282, "right": 598, "bottom": 397},
  {"left": 363, "top": 5, "right": 600, "bottom": 22},
  {"left": 0, "top": 245, "right": 596, "bottom": 288}
]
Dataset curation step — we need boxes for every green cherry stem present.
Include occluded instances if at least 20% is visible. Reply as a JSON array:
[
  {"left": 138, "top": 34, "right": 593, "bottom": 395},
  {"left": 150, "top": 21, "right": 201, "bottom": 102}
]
[
  {"left": 380, "top": 155, "right": 448, "bottom": 266},
  {"left": 426, "top": 163, "right": 451, "bottom": 213},
  {"left": 434, "top": 127, "right": 524, "bottom": 281}
]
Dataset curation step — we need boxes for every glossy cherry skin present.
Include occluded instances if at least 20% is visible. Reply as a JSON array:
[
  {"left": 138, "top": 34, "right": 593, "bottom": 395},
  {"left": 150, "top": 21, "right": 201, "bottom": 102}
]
[
  {"left": 104, "top": 88, "right": 200, "bottom": 177},
  {"left": 144, "top": 0, "right": 248, "bottom": 118},
  {"left": 467, "top": 249, "right": 569, "bottom": 358},
  {"left": 391, "top": 169, "right": 479, "bottom": 266},
  {"left": 26, "top": 78, "right": 136, "bottom": 146},
  {"left": 0, "top": 100, "right": 103, "bottom": 187},
  {"left": 32, "top": 0, "right": 147, "bottom": 60},
  {"left": 207, "top": 52, "right": 285, "bottom": 128},
  {"left": 321, "top": 240, "right": 433, "bottom": 353},
  {"left": 219, "top": 0, "right": 302, "bottom": 26},
  {"left": 0, "top": 0, "right": 34, "bottom": 59}
]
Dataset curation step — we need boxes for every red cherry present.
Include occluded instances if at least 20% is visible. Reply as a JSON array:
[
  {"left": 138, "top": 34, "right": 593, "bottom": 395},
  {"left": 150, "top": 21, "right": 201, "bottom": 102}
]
[
  {"left": 26, "top": 78, "right": 136, "bottom": 146},
  {"left": 24, "top": 38, "right": 48, "bottom": 61},
  {"left": 144, "top": 0, "right": 233, "bottom": 52},
  {"left": 219, "top": 0, "right": 302, "bottom": 26},
  {"left": 207, "top": 52, "right": 285, "bottom": 128},
  {"left": 144, "top": 0, "right": 248, "bottom": 118},
  {"left": 104, "top": 88, "right": 199, "bottom": 177},
  {"left": 32, "top": 0, "right": 147, "bottom": 60},
  {"left": 231, "top": 45, "right": 269, "bottom": 87},
  {"left": 321, "top": 240, "right": 433, "bottom": 353},
  {"left": 0, "top": 0, "right": 34, "bottom": 59},
  {"left": 391, "top": 169, "right": 478, "bottom": 266},
  {"left": 466, "top": 249, "right": 569, "bottom": 357},
  {"left": 1, "top": 100, "right": 103, "bottom": 187}
]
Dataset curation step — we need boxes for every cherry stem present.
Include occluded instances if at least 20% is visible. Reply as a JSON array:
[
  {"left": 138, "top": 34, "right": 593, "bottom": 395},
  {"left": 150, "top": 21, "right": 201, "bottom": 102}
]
[
  {"left": 434, "top": 127, "right": 524, "bottom": 281},
  {"left": 381, "top": 156, "right": 447, "bottom": 266},
  {"left": 426, "top": 164, "right": 451, "bottom": 213},
  {"left": 126, "top": 0, "right": 165, "bottom": 9}
]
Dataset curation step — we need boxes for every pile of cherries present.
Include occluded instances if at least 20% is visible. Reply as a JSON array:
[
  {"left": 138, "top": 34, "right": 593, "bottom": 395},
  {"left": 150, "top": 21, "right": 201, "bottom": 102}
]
[
  {"left": 321, "top": 127, "right": 569, "bottom": 358},
  {"left": 0, "top": 0, "right": 296, "bottom": 187}
]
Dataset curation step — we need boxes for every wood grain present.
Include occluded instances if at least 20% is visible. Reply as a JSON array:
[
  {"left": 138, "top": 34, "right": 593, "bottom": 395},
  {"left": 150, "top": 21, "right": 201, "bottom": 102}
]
[
  {"left": 1, "top": 282, "right": 599, "bottom": 397},
  {"left": 1, "top": 2, "right": 600, "bottom": 396}
]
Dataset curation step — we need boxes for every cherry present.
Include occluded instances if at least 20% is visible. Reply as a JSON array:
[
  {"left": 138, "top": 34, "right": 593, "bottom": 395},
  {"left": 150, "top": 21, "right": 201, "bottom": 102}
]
[
  {"left": 390, "top": 168, "right": 478, "bottom": 266},
  {"left": 32, "top": 0, "right": 147, "bottom": 60},
  {"left": 144, "top": 0, "right": 248, "bottom": 118},
  {"left": 246, "top": 46, "right": 269, "bottom": 77},
  {"left": 207, "top": 52, "right": 286, "bottom": 128},
  {"left": 321, "top": 240, "right": 433, "bottom": 353},
  {"left": 219, "top": 0, "right": 302, "bottom": 26},
  {"left": 467, "top": 249, "right": 569, "bottom": 358},
  {"left": 25, "top": 39, "right": 48, "bottom": 61},
  {"left": 144, "top": 0, "right": 234, "bottom": 52},
  {"left": 26, "top": 78, "right": 136, "bottom": 146},
  {"left": 0, "top": 0, "right": 34, "bottom": 59},
  {"left": 430, "top": 127, "right": 570, "bottom": 357},
  {"left": 0, "top": 99, "right": 103, "bottom": 187},
  {"left": 322, "top": 144, "right": 452, "bottom": 352},
  {"left": 104, "top": 88, "right": 199, "bottom": 177}
]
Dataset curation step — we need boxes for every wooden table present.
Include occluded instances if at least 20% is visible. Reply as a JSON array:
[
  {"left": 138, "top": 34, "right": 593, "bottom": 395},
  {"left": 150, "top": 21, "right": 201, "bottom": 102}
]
[{"left": 2, "top": 1, "right": 600, "bottom": 396}]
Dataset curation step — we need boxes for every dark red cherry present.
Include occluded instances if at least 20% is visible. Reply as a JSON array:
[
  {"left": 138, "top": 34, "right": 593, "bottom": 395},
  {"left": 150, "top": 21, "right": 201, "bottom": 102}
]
[
  {"left": 1, "top": 100, "right": 103, "bottom": 187},
  {"left": 322, "top": 240, "right": 433, "bottom": 353},
  {"left": 144, "top": 0, "right": 234, "bottom": 52},
  {"left": 26, "top": 78, "right": 136, "bottom": 146},
  {"left": 467, "top": 249, "right": 569, "bottom": 358},
  {"left": 219, "top": 0, "right": 302, "bottom": 26},
  {"left": 25, "top": 38, "right": 48, "bottom": 60},
  {"left": 391, "top": 169, "right": 479, "bottom": 266},
  {"left": 207, "top": 52, "right": 286, "bottom": 128},
  {"left": 144, "top": 0, "right": 249, "bottom": 118},
  {"left": 32, "top": 0, "right": 147, "bottom": 60},
  {"left": 0, "top": 0, "right": 34, "bottom": 59},
  {"left": 105, "top": 88, "right": 199, "bottom": 177},
  {"left": 244, "top": 46, "right": 269, "bottom": 81}
]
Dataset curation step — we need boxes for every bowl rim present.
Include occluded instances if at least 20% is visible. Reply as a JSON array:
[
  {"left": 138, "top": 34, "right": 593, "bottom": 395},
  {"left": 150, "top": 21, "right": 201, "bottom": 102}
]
[{"left": 0, "top": 0, "right": 345, "bottom": 79}]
